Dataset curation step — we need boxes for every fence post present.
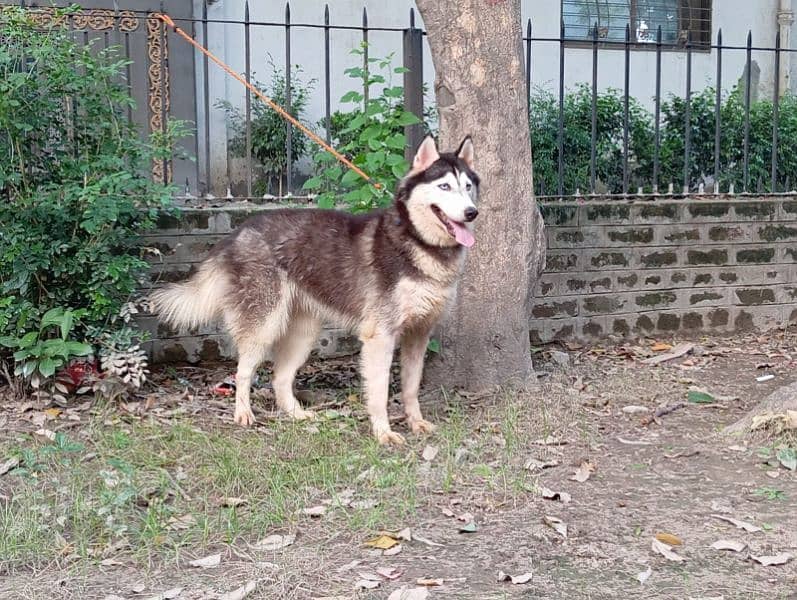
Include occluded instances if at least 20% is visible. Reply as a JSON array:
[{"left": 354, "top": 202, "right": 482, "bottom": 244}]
[{"left": 403, "top": 9, "right": 424, "bottom": 161}]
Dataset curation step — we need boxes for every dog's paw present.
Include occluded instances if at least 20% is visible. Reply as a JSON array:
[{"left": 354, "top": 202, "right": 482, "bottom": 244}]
[
  {"left": 409, "top": 418, "right": 436, "bottom": 434},
  {"left": 234, "top": 407, "right": 256, "bottom": 427},
  {"left": 376, "top": 429, "right": 406, "bottom": 446},
  {"left": 289, "top": 408, "right": 316, "bottom": 421}
]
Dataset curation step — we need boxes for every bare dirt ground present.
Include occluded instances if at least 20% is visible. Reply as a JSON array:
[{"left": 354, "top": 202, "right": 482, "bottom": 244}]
[{"left": 1, "top": 330, "right": 796, "bottom": 600}]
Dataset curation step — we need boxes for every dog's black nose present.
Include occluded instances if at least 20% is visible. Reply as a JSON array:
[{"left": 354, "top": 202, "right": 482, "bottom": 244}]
[{"left": 464, "top": 207, "right": 478, "bottom": 222}]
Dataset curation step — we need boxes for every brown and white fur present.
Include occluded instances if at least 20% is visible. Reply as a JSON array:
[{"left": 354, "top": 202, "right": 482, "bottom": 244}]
[{"left": 151, "top": 136, "right": 480, "bottom": 445}]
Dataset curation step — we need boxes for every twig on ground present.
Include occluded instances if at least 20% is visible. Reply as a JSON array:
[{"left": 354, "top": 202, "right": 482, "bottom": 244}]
[{"left": 641, "top": 402, "right": 686, "bottom": 426}]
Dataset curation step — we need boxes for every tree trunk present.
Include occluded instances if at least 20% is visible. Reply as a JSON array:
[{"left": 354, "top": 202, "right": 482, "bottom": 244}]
[{"left": 416, "top": 0, "right": 546, "bottom": 391}]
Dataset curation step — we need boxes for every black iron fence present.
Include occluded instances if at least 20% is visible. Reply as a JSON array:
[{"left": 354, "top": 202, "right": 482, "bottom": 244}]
[{"left": 10, "top": 1, "right": 797, "bottom": 199}]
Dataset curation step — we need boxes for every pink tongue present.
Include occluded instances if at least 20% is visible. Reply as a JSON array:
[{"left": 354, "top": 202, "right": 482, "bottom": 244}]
[{"left": 449, "top": 220, "right": 475, "bottom": 247}]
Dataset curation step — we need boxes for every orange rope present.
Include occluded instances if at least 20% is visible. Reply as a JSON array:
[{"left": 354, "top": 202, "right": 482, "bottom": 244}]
[{"left": 156, "top": 13, "right": 380, "bottom": 190}]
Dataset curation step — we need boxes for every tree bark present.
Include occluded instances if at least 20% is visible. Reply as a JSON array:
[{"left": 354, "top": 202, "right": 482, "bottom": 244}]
[{"left": 416, "top": 0, "right": 546, "bottom": 391}]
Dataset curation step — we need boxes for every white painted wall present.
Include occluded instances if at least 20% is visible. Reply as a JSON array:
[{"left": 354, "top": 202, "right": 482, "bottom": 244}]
[{"left": 193, "top": 0, "right": 793, "bottom": 193}]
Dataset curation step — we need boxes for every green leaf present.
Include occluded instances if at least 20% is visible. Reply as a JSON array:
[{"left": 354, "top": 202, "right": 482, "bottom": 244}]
[
  {"left": 0, "top": 336, "right": 19, "bottom": 348},
  {"left": 386, "top": 133, "right": 406, "bottom": 150},
  {"left": 340, "top": 90, "right": 363, "bottom": 103},
  {"left": 367, "top": 137, "right": 383, "bottom": 151},
  {"left": 317, "top": 193, "right": 336, "bottom": 209},
  {"left": 359, "top": 124, "right": 383, "bottom": 142},
  {"left": 38, "top": 357, "right": 57, "bottom": 378},
  {"left": 396, "top": 111, "right": 422, "bottom": 126},
  {"left": 340, "top": 169, "right": 363, "bottom": 187},
  {"left": 302, "top": 176, "right": 323, "bottom": 190},
  {"left": 426, "top": 339, "right": 441, "bottom": 354},
  {"left": 386, "top": 153, "right": 406, "bottom": 166},
  {"left": 18, "top": 331, "right": 38, "bottom": 349},
  {"left": 687, "top": 390, "right": 715, "bottom": 404},
  {"left": 391, "top": 163, "right": 407, "bottom": 179},
  {"left": 63, "top": 341, "right": 93, "bottom": 356},
  {"left": 60, "top": 310, "right": 73, "bottom": 340},
  {"left": 459, "top": 522, "right": 478, "bottom": 533},
  {"left": 777, "top": 447, "right": 797, "bottom": 471}
]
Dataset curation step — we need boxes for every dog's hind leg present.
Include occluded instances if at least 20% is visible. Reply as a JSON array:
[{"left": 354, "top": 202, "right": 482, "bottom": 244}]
[
  {"left": 233, "top": 338, "right": 268, "bottom": 426},
  {"left": 400, "top": 328, "right": 436, "bottom": 434},
  {"left": 271, "top": 312, "right": 320, "bottom": 420},
  {"left": 360, "top": 328, "right": 403, "bottom": 445}
]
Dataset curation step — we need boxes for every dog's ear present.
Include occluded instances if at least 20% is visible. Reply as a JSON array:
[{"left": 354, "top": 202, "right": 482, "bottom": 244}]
[
  {"left": 457, "top": 136, "right": 475, "bottom": 170},
  {"left": 411, "top": 135, "right": 440, "bottom": 173}
]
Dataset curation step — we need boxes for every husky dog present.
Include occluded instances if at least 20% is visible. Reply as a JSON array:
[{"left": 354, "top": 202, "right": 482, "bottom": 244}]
[{"left": 152, "top": 135, "right": 479, "bottom": 445}]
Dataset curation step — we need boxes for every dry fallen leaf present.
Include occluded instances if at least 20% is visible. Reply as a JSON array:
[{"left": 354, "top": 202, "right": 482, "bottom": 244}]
[
  {"left": 0, "top": 457, "right": 19, "bottom": 476},
  {"left": 386, "top": 587, "right": 429, "bottom": 600},
  {"left": 145, "top": 588, "right": 183, "bottom": 600},
  {"left": 651, "top": 538, "right": 686, "bottom": 562},
  {"left": 364, "top": 534, "right": 399, "bottom": 550},
  {"left": 349, "top": 498, "right": 379, "bottom": 510},
  {"left": 497, "top": 570, "right": 533, "bottom": 584},
  {"left": 376, "top": 566, "right": 403, "bottom": 580},
  {"left": 397, "top": 527, "right": 412, "bottom": 541},
  {"left": 336, "top": 559, "right": 362, "bottom": 573},
  {"left": 750, "top": 553, "right": 793, "bottom": 566},
  {"left": 301, "top": 505, "right": 327, "bottom": 517},
  {"left": 167, "top": 514, "right": 196, "bottom": 531},
  {"left": 220, "top": 497, "right": 247, "bottom": 508},
  {"left": 189, "top": 553, "right": 221, "bottom": 568},
  {"left": 99, "top": 558, "right": 124, "bottom": 567},
  {"left": 384, "top": 544, "right": 403, "bottom": 556},
  {"left": 441, "top": 507, "right": 455, "bottom": 518},
  {"left": 252, "top": 533, "right": 296, "bottom": 551},
  {"left": 710, "top": 514, "right": 762, "bottom": 533},
  {"left": 570, "top": 461, "right": 595, "bottom": 483},
  {"left": 532, "top": 435, "right": 566, "bottom": 446},
  {"left": 641, "top": 342, "right": 694, "bottom": 365},
  {"left": 710, "top": 540, "right": 746, "bottom": 552},
  {"left": 219, "top": 581, "right": 257, "bottom": 600},
  {"left": 355, "top": 578, "right": 380, "bottom": 590},
  {"left": 524, "top": 458, "right": 559, "bottom": 471},
  {"left": 636, "top": 566, "right": 652, "bottom": 584},
  {"left": 421, "top": 445, "right": 439, "bottom": 462},
  {"left": 655, "top": 532, "right": 683, "bottom": 546},
  {"left": 540, "top": 486, "right": 572, "bottom": 504},
  {"left": 34, "top": 428, "right": 57, "bottom": 442},
  {"left": 543, "top": 516, "right": 567, "bottom": 538},
  {"left": 651, "top": 342, "right": 673, "bottom": 352},
  {"left": 416, "top": 578, "right": 444, "bottom": 586},
  {"left": 412, "top": 534, "right": 444, "bottom": 547}
]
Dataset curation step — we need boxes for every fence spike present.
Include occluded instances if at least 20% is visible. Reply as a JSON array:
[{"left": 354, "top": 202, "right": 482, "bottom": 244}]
[
  {"left": 285, "top": 2, "right": 290, "bottom": 20},
  {"left": 409, "top": 7, "right": 415, "bottom": 28}
]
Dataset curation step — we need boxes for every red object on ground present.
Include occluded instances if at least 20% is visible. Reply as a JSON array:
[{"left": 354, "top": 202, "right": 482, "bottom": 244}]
[{"left": 57, "top": 359, "right": 100, "bottom": 393}]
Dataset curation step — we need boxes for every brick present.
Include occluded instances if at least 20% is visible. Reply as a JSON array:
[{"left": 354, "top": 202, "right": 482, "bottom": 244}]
[
  {"left": 532, "top": 300, "right": 578, "bottom": 319},
  {"left": 644, "top": 275, "right": 661, "bottom": 285},
  {"left": 758, "top": 225, "right": 797, "bottom": 241},
  {"left": 582, "top": 296, "right": 626, "bottom": 315},
  {"left": 719, "top": 271, "right": 738, "bottom": 283},
  {"left": 554, "top": 230, "right": 584, "bottom": 244},
  {"left": 782, "top": 200, "right": 797, "bottom": 217},
  {"left": 156, "top": 211, "right": 210, "bottom": 232},
  {"left": 693, "top": 273, "right": 712, "bottom": 285},
  {"left": 582, "top": 320, "right": 603, "bottom": 337},
  {"left": 635, "top": 203, "right": 680, "bottom": 221},
  {"left": 583, "top": 204, "right": 631, "bottom": 224},
  {"left": 735, "top": 288, "right": 776, "bottom": 305},
  {"left": 565, "top": 278, "right": 587, "bottom": 292},
  {"left": 607, "top": 228, "right": 654, "bottom": 244},
  {"left": 709, "top": 226, "right": 744, "bottom": 242},
  {"left": 733, "top": 202, "right": 776, "bottom": 220},
  {"left": 785, "top": 248, "right": 797, "bottom": 262},
  {"left": 686, "top": 249, "right": 728, "bottom": 266},
  {"left": 687, "top": 203, "right": 730, "bottom": 219},
  {"left": 690, "top": 291, "right": 724, "bottom": 305},
  {"left": 657, "top": 313, "right": 681, "bottom": 331},
  {"left": 671, "top": 272, "right": 687, "bottom": 283},
  {"left": 640, "top": 250, "right": 677, "bottom": 268},
  {"left": 682, "top": 313, "right": 704, "bottom": 330},
  {"left": 736, "top": 248, "right": 775, "bottom": 264},
  {"left": 612, "top": 318, "right": 631, "bottom": 336},
  {"left": 635, "top": 292, "right": 677, "bottom": 308},
  {"left": 538, "top": 280, "right": 556, "bottom": 295},
  {"left": 589, "top": 277, "right": 612, "bottom": 292},
  {"left": 664, "top": 228, "right": 700, "bottom": 242},
  {"left": 546, "top": 252, "right": 580, "bottom": 272},
  {"left": 635, "top": 314, "right": 655, "bottom": 333},
  {"left": 590, "top": 252, "right": 629, "bottom": 268},
  {"left": 734, "top": 310, "right": 754, "bottom": 331},
  {"left": 708, "top": 308, "right": 730, "bottom": 327},
  {"left": 617, "top": 273, "right": 638, "bottom": 287},
  {"left": 540, "top": 204, "right": 578, "bottom": 226}
]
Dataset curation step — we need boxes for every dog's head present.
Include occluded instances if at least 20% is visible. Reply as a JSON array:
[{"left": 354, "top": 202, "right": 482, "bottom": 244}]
[{"left": 395, "top": 135, "right": 480, "bottom": 248}]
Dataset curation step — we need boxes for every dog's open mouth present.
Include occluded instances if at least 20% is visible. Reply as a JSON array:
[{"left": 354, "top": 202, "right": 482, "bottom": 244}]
[{"left": 430, "top": 205, "right": 475, "bottom": 247}]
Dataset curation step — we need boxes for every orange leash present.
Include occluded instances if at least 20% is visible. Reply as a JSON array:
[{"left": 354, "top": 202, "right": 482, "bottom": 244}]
[{"left": 156, "top": 13, "right": 380, "bottom": 190}]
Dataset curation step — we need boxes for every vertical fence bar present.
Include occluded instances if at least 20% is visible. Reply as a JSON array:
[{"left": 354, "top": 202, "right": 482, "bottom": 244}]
[
  {"left": 403, "top": 9, "right": 424, "bottom": 161},
  {"left": 772, "top": 30, "right": 781, "bottom": 193},
  {"left": 525, "top": 19, "right": 532, "bottom": 119},
  {"left": 622, "top": 23, "right": 630, "bottom": 195},
  {"left": 557, "top": 20, "right": 565, "bottom": 197},
  {"left": 743, "top": 30, "right": 752, "bottom": 192},
  {"left": 683, "top": 31, "right": 692, "bottom": 194},
  {"left": 362, "top": 7, "right": 369, "bottom": 110},
  {"left": 285, "top": 2, "right": 292, "bottom": 193},
  {"left": 653, "top": 25, "right": 662, "bottom": 193},
  {"left": 590, "top": 23, "right": 598, "bottom": 194},
  {"left": 202, "top": 0, "right": 211, "bottom": 195},
  {"left": 244, "top": 1, "right": 252, "bottom": 197},
  {"left": 124, "top": 30, "right": 133, "bottom": 125},
  {"left": 714, "top": 29, "right": 722, "bottom": 193},
  {"left": 190, "top": 17, "right": 200, "bottom": 193},
  {"left": 324, "top": 4, "right": 331, "bottom": 144}
]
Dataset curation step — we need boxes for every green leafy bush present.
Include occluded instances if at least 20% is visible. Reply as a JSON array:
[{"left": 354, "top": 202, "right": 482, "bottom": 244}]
[
  {"left": 0, "top": 6, "right": 181, "bottom": 388},
  {"left": 218, "top": 61, "right": 312, "bottom": 195},
  {"left": 531, "top": 85, "right": 797, "bottom": 194},
  {"left": 303, "top": 48, "right": 422, "bottom": 212}
]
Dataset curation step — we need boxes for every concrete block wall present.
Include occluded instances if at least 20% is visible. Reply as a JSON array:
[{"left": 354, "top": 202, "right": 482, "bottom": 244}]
[
  {"left": 530, "top": 197, "right": 797, "bottom": 343},
  {"left": 140, "top": 196, "right": 797, "bottom": 362}
]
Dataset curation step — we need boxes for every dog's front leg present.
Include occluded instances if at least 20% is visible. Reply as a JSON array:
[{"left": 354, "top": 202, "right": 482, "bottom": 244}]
[
  {"left": 360, "top": 330, "right": 403, "bottom": 445},
  {"left": 400, "top": 329, "right": 436, "bottom": 434}
]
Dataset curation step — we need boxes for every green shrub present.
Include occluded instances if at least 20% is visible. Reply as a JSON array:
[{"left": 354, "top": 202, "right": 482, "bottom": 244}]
[
  {"left": 0, "top": 6, "right": 182, "bottom": 388},
  {"left": 218, "top": 61, "right": 312, "bottom": 195},
  {"left": 303, "top": 47, "right": 423, "bottom": 212},
  {"left": 531, "top": 85, "right": 797, "bottom": 195}
]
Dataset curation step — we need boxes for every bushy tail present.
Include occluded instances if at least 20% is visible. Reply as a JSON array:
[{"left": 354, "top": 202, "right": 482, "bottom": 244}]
[{"left": 150, "top": 258, "right": 228, "bottom": 331}]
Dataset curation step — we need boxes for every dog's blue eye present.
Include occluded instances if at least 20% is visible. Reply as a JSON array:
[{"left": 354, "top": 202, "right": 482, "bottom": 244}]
[{"left": 438, "top": 183, "right": 451, "bottom": 191}]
